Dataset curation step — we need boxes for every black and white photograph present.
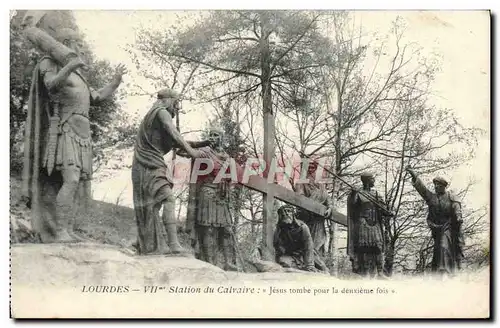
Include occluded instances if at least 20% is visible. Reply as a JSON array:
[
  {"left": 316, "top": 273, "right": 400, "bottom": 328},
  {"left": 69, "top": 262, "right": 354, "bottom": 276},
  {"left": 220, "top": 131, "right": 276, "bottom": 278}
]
[{"left": 8, "top": 8, "right": 491, "bottom": 319}]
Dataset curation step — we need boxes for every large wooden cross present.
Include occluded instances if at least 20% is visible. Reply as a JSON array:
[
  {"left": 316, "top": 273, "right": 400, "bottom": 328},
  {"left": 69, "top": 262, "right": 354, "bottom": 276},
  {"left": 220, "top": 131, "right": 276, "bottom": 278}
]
[
  {"left": 206, "top": 156, "right": 347, "bottom": 226},
  {"left": 240, "top": 173, "right": 347, "bottom": 226},
  {"left": 193, "top": 151, "right": 348, "bottom": 226}
]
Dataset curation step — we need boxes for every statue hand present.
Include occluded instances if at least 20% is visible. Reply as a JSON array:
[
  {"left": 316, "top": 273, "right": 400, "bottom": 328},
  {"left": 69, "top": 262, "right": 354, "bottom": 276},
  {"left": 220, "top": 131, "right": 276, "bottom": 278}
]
[
  {"left": 324, "top": 207, "right": 332, "bottom": 218},
  {"left": 190, "top": 149, "right": 210, "bottom": 159},
  {"left": 67, "top": 57, "right": 88, "bottom": 71},
  {"left": 113, "top": 63, "right": 128, "bottom": 79}
]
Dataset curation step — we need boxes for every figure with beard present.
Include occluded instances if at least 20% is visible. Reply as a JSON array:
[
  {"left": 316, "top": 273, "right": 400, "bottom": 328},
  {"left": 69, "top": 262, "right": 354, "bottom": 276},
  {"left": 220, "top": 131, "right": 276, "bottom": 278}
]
[
  {"left": 273, "top": 204, "right": 327, "bottom": 272},
  {"left": 180, "top": 126, "right": 238, "bottom": 271},
  {"left": 406, "top": 167, "right": 464, "bottom": 275}
]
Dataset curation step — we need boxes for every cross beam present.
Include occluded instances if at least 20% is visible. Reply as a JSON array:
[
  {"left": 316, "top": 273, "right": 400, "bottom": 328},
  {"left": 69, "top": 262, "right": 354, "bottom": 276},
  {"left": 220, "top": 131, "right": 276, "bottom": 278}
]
[
  {"left": 194, "top": 149, "right": 348, "bottom": 226},
  {"left": 239, "top": 174, "right": 347, "bottom": 226},
  {"left": 229, "top": 165, "right": 347, "bottom": 226}
]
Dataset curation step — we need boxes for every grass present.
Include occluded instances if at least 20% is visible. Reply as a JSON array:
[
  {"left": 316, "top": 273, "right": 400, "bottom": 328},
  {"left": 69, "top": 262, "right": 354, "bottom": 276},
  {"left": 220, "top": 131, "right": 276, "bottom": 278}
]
[{"left": 10, "top": 175, "right": 193, "bottom": 251}]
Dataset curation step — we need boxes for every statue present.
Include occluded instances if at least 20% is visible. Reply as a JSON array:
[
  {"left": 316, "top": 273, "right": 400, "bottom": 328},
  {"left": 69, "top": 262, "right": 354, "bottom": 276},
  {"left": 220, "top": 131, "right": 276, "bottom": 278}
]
[
  {"left": 347, "top": 173, "right": 392, "bottom": 278},
  {"left": 273, "top": 204, "right": 328, "bottom": 273},
  {"left": 131, "top": 88, "right": 209, "bottom": 255},
  {"left": 405, "top": 167, "right": 464, "bottom": 275},
  {"left": 21, "top": 25, "right": 126, "bottom": 243},
  {"left": 295, "top": 160, "right": 331, "bottom": 272},
  {"left": 180, "top": 126, "right": 238, "bottom": 271}
]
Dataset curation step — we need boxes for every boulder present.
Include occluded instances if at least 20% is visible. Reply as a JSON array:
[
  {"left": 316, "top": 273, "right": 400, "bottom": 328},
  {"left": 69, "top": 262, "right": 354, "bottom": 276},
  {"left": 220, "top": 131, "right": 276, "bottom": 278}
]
[{"left": 10, "top": 243, "right": 230, "bottom": 288}]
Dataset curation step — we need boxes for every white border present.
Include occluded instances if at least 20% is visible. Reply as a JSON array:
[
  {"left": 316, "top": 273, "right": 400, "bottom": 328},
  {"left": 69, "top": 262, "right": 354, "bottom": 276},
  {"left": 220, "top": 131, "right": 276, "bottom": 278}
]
[{"left": 2, "top": 1, "right": 497, "bottom": 326}]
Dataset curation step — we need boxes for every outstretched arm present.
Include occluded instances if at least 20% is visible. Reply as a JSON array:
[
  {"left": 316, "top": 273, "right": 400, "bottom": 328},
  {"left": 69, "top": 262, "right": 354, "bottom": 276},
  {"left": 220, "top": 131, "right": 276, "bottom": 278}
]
[
  {"left": 405, "top": 167, "right": 433, "bottom": 202},
  {"left": 92, "top": 64, "right": 127, "bottom": 103},
  {"left": 176, "top": 141, "right": 210, "bottom": 157},
  {"left": 157, "top": 109, "right": 200, "bottom": 158},
  {"left": 188, "top": 140, "right": 211, "bottom": 148}
]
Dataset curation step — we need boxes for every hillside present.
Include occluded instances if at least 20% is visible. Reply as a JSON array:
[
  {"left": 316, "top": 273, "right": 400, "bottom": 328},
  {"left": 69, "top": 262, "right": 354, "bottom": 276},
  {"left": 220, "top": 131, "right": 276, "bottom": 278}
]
[{"left": 9, "top": 176, "right": 192, "bottom": 252}]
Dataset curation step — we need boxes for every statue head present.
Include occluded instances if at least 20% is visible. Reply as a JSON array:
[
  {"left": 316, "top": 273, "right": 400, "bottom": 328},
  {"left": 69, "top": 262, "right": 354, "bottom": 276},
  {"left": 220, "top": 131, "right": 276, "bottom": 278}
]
[
  {"left": 277, "top": 204, "right": 296, "bottom": 226},
  {"left": 157, "top": 88, "right": 181, "bottom": 117},
  {"left": 305, "top": 158, "right": 320, "bottom": 177},
  {"left": 207, "top": 125, "right": 223, "bottom": 148},
  {"left": 432, "top": 177, "right": 448, "bottom": 195},
  {"left": 54, "top": 28, "right": 84, "bottom": 58},
  {"left": 360, "top": 172, "right": 375, "bottom": 188}
]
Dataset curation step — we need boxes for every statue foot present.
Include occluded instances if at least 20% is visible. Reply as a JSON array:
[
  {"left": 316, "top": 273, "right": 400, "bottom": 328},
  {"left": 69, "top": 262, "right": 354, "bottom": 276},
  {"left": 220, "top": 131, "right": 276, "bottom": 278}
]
[
  {"left": 52, "top": 230, "right": 78, "bottom": 243},
  {"left": 69, "top": 231, "right": 96, "bottom": 243},
  {"left": 224, "top": 263, "right": 239, "bottom": 272},
  {"left": 168, "top": 242, "right": 185, "bottom": 254},
  {"left": 377, "top": 273, "right": 389, "bottom": 280}
]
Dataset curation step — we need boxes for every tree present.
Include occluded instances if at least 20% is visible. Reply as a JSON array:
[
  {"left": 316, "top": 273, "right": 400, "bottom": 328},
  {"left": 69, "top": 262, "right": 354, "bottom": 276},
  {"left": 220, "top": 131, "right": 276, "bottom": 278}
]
[{"left": 272, "top": 13, "right": 485, "bottom": 274}]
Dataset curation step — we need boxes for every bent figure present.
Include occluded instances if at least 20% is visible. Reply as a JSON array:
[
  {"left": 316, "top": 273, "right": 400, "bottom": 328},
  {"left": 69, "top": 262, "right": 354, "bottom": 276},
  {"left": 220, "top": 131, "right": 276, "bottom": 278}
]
[
  {"left": 131, "top": 88, "right": 207, "bottom": 255},
  {"left": 296, "top": 161, "right": 331, "bottom": 272},
  {"left": 22, "top": 28, "right": 126, "bottom": 243},
  {"left": 406, "top": 167, "right": 464, "bottom": 275},
  {"left": 181, "top": 126, "right": 238, "bottom": 271},
  {"left": 347, "top": 172, "right": 391, "bottom": 278},
  {"left": 273, "top": 205, "right": 327, "bottom": 273}
]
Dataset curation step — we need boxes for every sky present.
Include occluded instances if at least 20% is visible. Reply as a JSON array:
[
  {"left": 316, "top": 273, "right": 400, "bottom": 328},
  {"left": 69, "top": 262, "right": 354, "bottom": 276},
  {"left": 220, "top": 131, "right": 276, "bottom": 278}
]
[{"left": 71, "top": 10, "right": 490, "bottom": 215}]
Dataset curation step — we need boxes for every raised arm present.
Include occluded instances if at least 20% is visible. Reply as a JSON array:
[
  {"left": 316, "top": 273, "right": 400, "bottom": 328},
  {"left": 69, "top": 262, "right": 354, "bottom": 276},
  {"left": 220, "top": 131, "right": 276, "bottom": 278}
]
[
  {"left": 41, "top": 57, "right": 85, "bottom": 92},
  {"left": 405, "top": 167, "right": 433, "bottom": 203}
]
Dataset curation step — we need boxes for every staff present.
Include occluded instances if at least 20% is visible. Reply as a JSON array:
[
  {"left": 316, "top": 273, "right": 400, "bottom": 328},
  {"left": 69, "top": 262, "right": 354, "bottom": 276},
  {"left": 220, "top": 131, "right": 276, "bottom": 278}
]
[{"left": 299, "top": 152, "right": 395, "bottom": 217}]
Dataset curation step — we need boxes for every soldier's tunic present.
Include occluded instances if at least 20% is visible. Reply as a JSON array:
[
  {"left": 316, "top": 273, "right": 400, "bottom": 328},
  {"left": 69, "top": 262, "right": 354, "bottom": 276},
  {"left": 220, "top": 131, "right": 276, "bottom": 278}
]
[
  {"left": 39, "top": 57, "right": 94, "bottom": 179},
  {"left": 131, "top": 104, "right": 176, "bottom": 255},
  {"left": 22, "top": 56, "right": 97, "bottom": 242},
  {"left": 194, "top": 147, "right": 232, "bottom": 228},
  {"left": 186, "top": 146, "right": 233, "bottom": 265},
  {"left": 412, "top": 177, "right": 464, "bottom": 273},
  {"left": 347, "top": 189, "right": 385, "bottom": 274}
]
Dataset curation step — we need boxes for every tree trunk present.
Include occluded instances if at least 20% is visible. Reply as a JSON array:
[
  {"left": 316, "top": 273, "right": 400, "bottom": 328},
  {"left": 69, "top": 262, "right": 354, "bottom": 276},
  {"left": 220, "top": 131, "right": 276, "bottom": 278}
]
[
  {"left": 259, "top": 11, "right": 275, "bottom": 261},
  {"left": 384, "top": 235, "right": 395, "bottom": 276},
  {"left": 327, "top": 91, "right": 343, "bottom": 274}
]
